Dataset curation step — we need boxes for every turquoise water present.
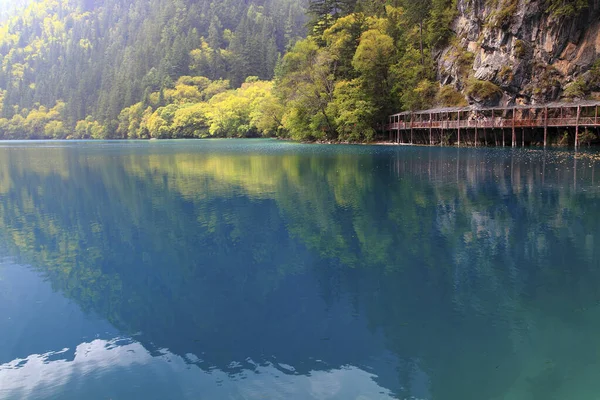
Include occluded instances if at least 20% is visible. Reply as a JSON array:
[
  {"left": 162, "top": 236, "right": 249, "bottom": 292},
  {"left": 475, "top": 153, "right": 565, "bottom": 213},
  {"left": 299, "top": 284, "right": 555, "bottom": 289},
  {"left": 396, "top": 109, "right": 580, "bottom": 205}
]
[{"left": 0, "top": 140, "right": 599, "bottom": 400}]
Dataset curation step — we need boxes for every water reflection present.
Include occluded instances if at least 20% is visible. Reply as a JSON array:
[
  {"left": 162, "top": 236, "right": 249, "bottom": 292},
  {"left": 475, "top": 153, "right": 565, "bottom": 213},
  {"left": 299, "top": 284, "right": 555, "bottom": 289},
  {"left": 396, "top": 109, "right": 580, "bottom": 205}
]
[
  {"left": 0, "top": 140, "right": 599, "bottom": 399},
  {"left": 2, "top": 337, "right": 397, "bottom": 400}
]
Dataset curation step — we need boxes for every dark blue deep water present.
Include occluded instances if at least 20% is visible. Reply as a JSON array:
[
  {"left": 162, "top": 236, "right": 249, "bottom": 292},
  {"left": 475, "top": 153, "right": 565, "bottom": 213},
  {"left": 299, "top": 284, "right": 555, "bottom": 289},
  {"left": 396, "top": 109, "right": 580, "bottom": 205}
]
[{"left": 1, "top": 140, "right": 600, "bottom": 400}]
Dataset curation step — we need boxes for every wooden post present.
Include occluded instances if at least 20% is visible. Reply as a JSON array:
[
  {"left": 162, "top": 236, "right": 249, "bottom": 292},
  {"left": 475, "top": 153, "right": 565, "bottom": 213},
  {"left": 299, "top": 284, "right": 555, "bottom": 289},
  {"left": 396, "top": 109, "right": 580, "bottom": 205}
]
[
  {"left": 595, "top": 105, "right": 598, "bottom": 126},
  {"left": 512, "top": 108, "right": 516, "bottom": 147},
  {"left": 484, "top": 126, "right": 487, "bottom": 146},
  {"left": 575, "top": 105, "right": 581, "bottom": 149},
  {"left": 429, "top": 113, "right": 433, "bottom": 145},
  {"left": 400, "top": 117, "right": 403, "bottom": 143},
  {"left": 522, "top": 108, "right": 529, "bottom": 147},
  {"left": 502, "top": 111, "right": 506, "bottom": 146},
  {"left": 457, "top": 111, "right": 461, "bottom": 147},
  {"left": 474, "top": 121, "right": 478, "bottom": 147},
  {"left": 410, "top": 112, "right": 414, "bottom": 145},
  {"left": 544, "top": 107, "right": 548, "bottom": 148}
]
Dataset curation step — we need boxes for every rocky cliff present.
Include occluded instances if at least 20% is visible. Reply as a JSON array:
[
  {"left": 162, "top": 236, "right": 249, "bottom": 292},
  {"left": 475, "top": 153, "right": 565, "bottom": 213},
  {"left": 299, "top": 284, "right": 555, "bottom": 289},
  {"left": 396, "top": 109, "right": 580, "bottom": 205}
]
[{"left": 437, "top": 0, "right": 600, "bottom": 106}]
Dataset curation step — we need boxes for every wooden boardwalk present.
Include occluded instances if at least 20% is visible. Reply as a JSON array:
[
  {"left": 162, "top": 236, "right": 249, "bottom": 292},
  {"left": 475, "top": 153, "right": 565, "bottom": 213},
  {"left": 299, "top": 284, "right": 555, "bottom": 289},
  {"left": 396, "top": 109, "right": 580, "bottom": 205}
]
[{"left": 386, "top": 101, "right": 600, "bottom": 148}]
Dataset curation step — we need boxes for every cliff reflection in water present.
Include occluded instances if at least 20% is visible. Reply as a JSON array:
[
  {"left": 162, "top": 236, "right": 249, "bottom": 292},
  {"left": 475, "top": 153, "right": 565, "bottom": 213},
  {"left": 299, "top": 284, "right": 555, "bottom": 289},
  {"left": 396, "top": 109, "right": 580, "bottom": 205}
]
[{"left": 0, "top": 141, "right": 599, "bottom": 400}]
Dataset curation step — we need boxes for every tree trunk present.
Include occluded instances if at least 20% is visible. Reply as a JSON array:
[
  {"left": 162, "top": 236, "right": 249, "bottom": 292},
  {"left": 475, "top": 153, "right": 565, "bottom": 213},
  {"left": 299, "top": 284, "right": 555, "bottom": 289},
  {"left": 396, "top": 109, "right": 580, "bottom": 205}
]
[{"left": 419, "top": 21, "right": 424, "bottom": 66}]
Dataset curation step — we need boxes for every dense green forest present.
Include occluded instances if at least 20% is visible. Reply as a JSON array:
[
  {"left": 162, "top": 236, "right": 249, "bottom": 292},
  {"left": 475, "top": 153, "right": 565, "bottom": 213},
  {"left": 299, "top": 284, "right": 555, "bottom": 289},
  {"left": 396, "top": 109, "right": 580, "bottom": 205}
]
[
  {"left": 0, "top": 0, "right": 306, "bottom": 139},
  {"left": 0, "top": 0, "right": 595, "bottom": 140},
  {"left": 0, "top": 0, "right": 457, "bottom": 140}
]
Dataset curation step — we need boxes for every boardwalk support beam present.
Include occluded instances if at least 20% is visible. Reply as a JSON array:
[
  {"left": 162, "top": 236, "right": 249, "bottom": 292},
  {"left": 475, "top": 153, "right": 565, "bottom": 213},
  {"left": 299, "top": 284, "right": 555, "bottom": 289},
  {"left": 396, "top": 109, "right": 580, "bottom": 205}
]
[
  {"left": 576, "top": 105, "right": 581, "bottom": 149},
  {"left": 512, "top": 108, "right": 516, "bottom": 148},
  {"left": 544, "top": 107, "right": 548, "bottom": 148},
  {"left": 410, "top": 112, "right": 414, "bottom": 145},
  {"left": 429, "top": 113, "right": 433, "bottom": 145}
]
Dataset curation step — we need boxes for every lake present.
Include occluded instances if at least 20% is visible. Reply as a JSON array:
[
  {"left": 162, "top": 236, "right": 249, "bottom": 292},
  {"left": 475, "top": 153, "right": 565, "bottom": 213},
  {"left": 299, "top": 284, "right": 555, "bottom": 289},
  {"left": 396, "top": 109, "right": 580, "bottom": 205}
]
[{"left": 0, "top": 139, "right": 599, "bottom": 400}]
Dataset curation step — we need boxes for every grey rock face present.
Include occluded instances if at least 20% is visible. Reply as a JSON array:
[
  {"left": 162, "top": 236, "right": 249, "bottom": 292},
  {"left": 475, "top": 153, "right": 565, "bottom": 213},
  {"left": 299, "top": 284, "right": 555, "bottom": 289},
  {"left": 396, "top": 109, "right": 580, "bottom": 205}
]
[{"left": 437, "top": 0, "right": 600, "bottom": 106}]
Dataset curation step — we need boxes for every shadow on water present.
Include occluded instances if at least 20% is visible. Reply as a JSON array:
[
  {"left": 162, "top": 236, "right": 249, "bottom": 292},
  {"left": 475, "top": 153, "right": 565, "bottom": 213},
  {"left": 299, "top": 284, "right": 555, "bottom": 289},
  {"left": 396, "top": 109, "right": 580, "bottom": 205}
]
[{"left": 0, "top": 141, "right": 600, "bottom": 399}]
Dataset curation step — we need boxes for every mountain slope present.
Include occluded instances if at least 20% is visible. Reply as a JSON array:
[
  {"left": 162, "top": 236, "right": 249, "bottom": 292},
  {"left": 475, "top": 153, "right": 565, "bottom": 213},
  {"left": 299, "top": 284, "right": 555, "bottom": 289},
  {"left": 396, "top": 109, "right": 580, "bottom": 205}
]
[
  {"left": 273, "top": 0, "right": 600, "bottom": 142},
  {"left": 0, "top": 0, "right": 306, "bottom": 126},
  {"left": 1, "top": 0, "right": 598, "bottom": 142}
]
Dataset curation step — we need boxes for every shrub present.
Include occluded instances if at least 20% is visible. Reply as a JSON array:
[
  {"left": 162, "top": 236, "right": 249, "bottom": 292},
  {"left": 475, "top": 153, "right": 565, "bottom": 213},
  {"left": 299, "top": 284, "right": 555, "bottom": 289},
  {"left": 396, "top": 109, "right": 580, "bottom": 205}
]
[
  {"left": 588, "top": 59, "right": 600, "bottom": 89},
  {"left": 498, "top": 65, "right": 513, "bottom": 81},
  {"left": 488, "top": 0, "right": 519, "bottom": 28},
  {"left": 546, "top": 0, "right": 587, "bottom": 18},
  {"left": 579, "top": 128, "right": 597, "bottom": 147},
  {"left": 466, "top": 79, "right": 502, "bottom": 100},
  {"left": 437, "top": 85, "right": 468, "bottom": 106},
  {"left": 563, "top": 78, "right": 586, "bottom": 100},
  {"left": 458, "top": 50, "right": 475, "bottom": 70},
  {"left": 514, "top": 40, "right": 527, "bottom": 58}
]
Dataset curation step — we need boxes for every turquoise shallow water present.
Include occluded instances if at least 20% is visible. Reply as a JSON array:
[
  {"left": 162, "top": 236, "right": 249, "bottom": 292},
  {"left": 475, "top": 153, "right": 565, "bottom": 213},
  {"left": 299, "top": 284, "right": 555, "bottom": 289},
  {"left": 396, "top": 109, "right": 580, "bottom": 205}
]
[{"left": 0, "top": 139, "right": 599, "bottom": 400}]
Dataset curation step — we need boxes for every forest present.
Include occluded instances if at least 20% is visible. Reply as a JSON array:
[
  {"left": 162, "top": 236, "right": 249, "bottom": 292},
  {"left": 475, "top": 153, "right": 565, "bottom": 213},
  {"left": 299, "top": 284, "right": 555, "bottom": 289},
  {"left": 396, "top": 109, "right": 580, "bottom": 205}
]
[{"left": 0, "top": 0, "right": 596, "bottom": 141}]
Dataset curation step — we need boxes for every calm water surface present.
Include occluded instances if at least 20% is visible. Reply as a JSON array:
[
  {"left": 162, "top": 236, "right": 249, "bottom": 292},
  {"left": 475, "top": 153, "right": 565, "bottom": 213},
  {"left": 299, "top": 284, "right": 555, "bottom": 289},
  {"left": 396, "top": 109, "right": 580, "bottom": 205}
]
[{"left": 0, "top": 140, "right": 599, "bottom": 400}]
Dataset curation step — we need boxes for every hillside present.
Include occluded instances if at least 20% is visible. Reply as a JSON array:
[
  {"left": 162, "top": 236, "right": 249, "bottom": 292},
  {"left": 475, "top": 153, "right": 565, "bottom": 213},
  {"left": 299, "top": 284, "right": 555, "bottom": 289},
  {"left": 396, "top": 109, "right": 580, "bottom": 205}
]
[
  {"left": 0, "top": 0, "right": 306, "bottom": 138},
  {"left": 0, "top": 0, "right": 598, "bottom": 141},
  {"left": 275, "top": 0, "right": 600, "bottom": 141}
]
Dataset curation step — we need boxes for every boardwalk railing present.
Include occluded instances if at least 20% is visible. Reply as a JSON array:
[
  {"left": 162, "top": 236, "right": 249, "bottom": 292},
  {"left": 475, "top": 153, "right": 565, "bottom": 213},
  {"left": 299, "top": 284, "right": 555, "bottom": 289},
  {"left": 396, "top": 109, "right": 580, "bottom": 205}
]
[
  {"left": 386, "top": 101, "right": 600, "bottom": 147},
  {"left": 386, "top": 116, "right": 600, "bottom": 131}
]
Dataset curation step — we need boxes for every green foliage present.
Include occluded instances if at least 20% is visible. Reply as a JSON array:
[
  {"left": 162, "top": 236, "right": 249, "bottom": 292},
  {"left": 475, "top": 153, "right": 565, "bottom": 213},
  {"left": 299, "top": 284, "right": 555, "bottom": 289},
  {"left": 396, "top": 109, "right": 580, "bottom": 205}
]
[
  {"left": 444, "top": 42, "right": 474, "bottom": 79},
  {"left": 142, "top": 78, "right": 279, "bottom": 139},
  {"left": 563, "top": 78, "right": 586, "bottom": 100},
  {"left": 545, "top": 0, "right": 587, "bottom": 18},
  {"left": 0, "top": 0, "right": 541, "bottom": 142},
  {"left": 0, "top": 101, "right": 67, "bottom": 139},
  {"left": 44, "top": 120, "right": 67, "bottom": 139},
  {"left": 514, "top": 39, "right": 527, "bottom": 59},
  {"left": 392, "top": 47, "right": 435, "bottom": 111},
  {"left": 327, "top": 79, "right": 376, "bottom": 141},
  {"left": 352, "top": 29, "right": 395, "bottom": 77},
  {"left": 276, "top": 0, "right": 457, "bottom": 140},
  {"left": 74, "top": 117, "right": 106, "bottom": 139},
  {"left": 579, "top": 128, "right": 597, "bottom": 147},
  {"left": 437, "top": 85, "right": 468, "bottom": 106},
  {"left": 487, "top": 0, "right": 518, "bottom": 28},
  {"left": 498, "top": 66, "right": 513, "bottom": 81},
  {"left": 322, "top": 13, "right": 367, "bottom": 78},
  {"left": 426, "top": 0, "right": 458, "bottom": 47},
  {"left": 0, "top": 74, "right": 278, "bottom": 139},
  {"left": 465, "top": 79, "right": 502, "bottom": 101},
  {"left": 277, "top": 39, "right": 337, "bottom": 140},
  {"left": 308, "top": 0, "right": 358, "bottom": 38},
  {"left": 588, "top": 59, "right": 600, "bottom": 90},
  {"left": 0, "top": 0, "right": 307, "bottom": 133}
]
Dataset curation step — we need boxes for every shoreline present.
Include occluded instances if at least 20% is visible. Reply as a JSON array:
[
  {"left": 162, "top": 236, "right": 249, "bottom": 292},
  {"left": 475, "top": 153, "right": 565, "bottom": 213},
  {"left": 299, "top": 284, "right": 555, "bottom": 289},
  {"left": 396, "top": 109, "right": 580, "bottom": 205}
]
[{"left": 1, "top": 137, "right": 599, "bottom": 150}]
